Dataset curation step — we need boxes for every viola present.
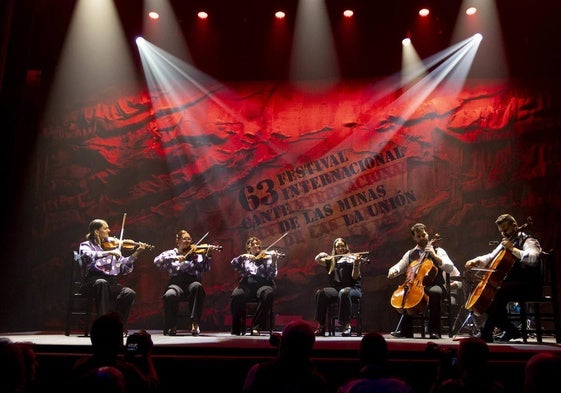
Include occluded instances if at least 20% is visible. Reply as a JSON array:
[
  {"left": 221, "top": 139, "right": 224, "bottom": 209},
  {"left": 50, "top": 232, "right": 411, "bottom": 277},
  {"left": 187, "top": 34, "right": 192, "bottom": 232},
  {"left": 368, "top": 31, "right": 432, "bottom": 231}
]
[{"left": 102, "top": 237, "right": 155, "bottom": 251}]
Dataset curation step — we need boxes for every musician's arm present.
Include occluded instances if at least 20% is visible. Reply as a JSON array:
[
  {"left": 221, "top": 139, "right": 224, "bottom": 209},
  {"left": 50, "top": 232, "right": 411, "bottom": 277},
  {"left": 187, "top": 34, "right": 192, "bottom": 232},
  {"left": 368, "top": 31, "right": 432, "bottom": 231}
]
[
  {"left": 315, "top": 252, "right": 330, "bottom": 267},
  {"left": 465, "top": 249, "right": 496, "bottom": 270},
  {"left": 351, "top": 257, "right": 361, "bottom": 280},
  {"left": 387, "top": 251, "right": 409, "bottom": 278},
  {"left": 506, "top": 236, "right": 541, "bottom": 267},
  {"left": 434, "top": 248, "right": 454, "bottom": 274}
]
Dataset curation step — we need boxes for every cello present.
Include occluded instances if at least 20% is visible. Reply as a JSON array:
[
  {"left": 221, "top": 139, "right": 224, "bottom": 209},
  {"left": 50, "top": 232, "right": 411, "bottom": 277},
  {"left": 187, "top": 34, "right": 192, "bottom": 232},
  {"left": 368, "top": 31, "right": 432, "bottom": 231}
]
[
  {"left": 390, "top": 234, "right": 441, "bottom": 315},
  {"left": 464, "top": 217, "right": 532, "bottom": 316}
]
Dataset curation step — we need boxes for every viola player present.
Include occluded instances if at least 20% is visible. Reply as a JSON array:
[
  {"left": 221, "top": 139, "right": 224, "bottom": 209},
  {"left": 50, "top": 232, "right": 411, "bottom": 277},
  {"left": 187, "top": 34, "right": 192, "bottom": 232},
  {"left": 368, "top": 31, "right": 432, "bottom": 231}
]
[
  {"left": 230, "top": 236, "right": 281, "bottom": 336},
  {"left": 79, "top": 219, "right": 148, "bottom": 331},
  {"left": 313, "top": 237, "right": 364, "bottom": 337},
  {"left": 464, "top": 214, "right": 541, "bottom": 343},
  {"left": 387, "top": 223, "right": 455, "bottom": 339},
  {"left": 153, "top": 230, "right": 214, "bottom": 336}
]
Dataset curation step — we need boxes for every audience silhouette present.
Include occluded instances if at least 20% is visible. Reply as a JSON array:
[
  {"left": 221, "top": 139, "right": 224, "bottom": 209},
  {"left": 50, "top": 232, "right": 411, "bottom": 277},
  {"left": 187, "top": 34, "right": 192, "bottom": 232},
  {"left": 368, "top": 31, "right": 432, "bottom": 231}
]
[
  {"left": 524, "top": 351, "right": 561, "bottom": 393},
  {"left": 431, "top": 336, "right": 504, "bottom": 393},
  {"left": 242, "top": 319, "right": 329, "bottom": 393},
  {"left": 338, "top": 332, "right": 413, "bottom": 393},
  {"left": 0, "top": 338, "right": 38, "bottom": 393},
  {"left": 68, "top": 312, "right": 159, "bottom": 393}
]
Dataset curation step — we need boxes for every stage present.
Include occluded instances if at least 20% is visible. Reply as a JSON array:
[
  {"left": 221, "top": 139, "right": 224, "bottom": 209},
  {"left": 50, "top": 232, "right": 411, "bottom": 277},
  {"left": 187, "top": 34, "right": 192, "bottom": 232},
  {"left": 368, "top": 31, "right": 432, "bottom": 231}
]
[{"left": 2, "top": 329, "right": 560, "bottom": 393}]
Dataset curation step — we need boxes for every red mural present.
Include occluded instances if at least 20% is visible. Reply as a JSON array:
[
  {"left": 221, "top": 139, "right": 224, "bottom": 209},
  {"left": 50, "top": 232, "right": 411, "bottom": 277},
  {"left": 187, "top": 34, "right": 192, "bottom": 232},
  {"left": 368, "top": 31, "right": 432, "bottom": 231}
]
[{"left": 22, "top": 78, "right": 561, "bottom": 333}]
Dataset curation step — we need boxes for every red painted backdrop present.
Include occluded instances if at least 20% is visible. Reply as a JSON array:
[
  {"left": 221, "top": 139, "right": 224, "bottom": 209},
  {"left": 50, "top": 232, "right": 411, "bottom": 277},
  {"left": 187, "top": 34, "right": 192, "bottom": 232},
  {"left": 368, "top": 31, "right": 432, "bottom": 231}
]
[{"left": 4, "top": 77, "right": 561, "bottom": 333}]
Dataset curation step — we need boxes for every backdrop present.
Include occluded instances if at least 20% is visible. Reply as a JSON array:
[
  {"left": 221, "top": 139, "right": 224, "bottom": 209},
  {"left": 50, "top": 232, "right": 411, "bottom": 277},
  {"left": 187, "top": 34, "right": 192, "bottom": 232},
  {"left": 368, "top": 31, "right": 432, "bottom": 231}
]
[{"left": 2, "top": 76, "right": 561, "bottom": 333}]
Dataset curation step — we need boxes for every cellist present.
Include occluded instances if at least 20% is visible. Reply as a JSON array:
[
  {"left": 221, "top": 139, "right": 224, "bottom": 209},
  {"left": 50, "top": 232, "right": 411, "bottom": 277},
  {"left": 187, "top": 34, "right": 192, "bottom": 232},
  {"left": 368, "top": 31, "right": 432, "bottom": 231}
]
[
  {"left": 387, "top": 223, "right": 455, "bottom": 339},
  {"left": 465, "top": 214, "right": 541, "bottom": 343}
]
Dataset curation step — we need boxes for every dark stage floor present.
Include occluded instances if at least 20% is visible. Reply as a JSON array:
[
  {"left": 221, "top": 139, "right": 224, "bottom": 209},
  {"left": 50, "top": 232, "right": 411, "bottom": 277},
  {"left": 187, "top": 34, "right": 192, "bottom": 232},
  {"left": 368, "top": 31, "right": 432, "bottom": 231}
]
[{"left": 2, "top": 329, "right": 560, "bottom": 393}]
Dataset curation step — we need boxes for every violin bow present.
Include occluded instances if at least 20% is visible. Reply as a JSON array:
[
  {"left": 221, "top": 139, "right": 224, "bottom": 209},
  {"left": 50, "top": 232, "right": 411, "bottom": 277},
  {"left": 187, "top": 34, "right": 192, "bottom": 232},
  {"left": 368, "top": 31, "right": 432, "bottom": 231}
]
[
  {"left": 263, "top": 232, "right": 289, "bottom": 253},
  {"left": 183, "top": 232, "right": 209, "bottom": 258},
  {"left": 194, "top": 232, "right": 209, "bottom": 246},
  {"left": 117, "top": 213, "right": 127, "bottom": 252}
]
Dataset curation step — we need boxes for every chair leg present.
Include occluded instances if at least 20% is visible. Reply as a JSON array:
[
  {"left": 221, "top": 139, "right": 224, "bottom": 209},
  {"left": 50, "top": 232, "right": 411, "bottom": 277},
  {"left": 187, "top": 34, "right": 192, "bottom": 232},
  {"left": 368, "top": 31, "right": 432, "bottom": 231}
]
[{"left": 519, "top": 302, "right": 528, "bottom": 343}]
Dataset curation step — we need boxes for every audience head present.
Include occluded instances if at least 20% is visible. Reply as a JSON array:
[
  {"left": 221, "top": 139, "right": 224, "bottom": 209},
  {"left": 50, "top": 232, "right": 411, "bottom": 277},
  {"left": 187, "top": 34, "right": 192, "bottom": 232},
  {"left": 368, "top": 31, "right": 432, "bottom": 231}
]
[
  {"left": 457, "top": 336, "right": 489, "bottom": 372},
  {"left": 359, "top": 332, "right": 388, "bottom": 366},
  {"left": 79, "top": 366, "right": 126, "bottom": 393},
  {"left": 277, "top": 320, "right": 316, "bottom": 361},
  {"left": 90, "top": 312, "right": 125, "bottom": 358},
  {"left": 0, "top": 338, "right": 38, "bottom": 393},
  {"left": 524, "top": 351, "right": 561, "bottom": 393}
]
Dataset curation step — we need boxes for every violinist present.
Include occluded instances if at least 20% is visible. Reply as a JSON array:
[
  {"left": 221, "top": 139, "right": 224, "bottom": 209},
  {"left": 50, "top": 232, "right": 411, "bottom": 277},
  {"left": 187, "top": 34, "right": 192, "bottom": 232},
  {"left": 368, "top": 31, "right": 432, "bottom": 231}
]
[
  {"left": 387, "top": 223, "right": 454, "bottom": 339},
  {"left": 79, "top": 219, "right": 149, "bottom": 330},
  {"left": 313, "top": 237, "right": 364, "bottom": 337},
  {"left": 465, "top": 214, "right": 541, "bottom": 343},
  {"left": 230, "top": 236, "right": 280, "bottom": 336},
  {"left": 153, "top": 230, "right": 216, "bottom": 336}
]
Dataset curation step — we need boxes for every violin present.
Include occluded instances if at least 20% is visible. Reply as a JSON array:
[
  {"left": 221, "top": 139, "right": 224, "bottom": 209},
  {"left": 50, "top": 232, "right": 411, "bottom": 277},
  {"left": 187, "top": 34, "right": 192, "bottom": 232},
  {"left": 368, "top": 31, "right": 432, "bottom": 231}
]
[
  {"left": 323, "top": 252, "right": 370, "bottom": 274},
  {"left": 185, "top": 244, "right": 223, "bottom": 255},
  {"left": 102, "top": 237, "right": 155, "bottom": 251},
  {"left": 253, "top": 250, "right": 286, "bottom": 260}
]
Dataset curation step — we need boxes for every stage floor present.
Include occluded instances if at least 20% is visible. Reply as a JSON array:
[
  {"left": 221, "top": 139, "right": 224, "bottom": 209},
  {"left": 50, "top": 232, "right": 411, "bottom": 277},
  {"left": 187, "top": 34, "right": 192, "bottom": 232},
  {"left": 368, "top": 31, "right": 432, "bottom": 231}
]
[{"left": 2, "top": 329, "right": 559, "bottom": 356}]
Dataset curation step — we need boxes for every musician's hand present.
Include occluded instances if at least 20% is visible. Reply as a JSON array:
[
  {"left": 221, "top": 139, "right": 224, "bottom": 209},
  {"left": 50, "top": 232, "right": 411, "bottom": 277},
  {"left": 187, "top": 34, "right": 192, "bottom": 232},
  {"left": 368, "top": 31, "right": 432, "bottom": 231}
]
[
  {"left": 106, "top": 249, "right": 122, "bottom": 258},
  {"left": 388, "top": 269, "right": 398, "bottom": 279},
  {"left": 315, "top": 252, "right": 330, "bottom": 265},
  {"left": 501, "top": 240, "right": 514, "bottom": 251},
  {"left": 425, "top": 245, "right": 436, "bottom": 256},
  {"left": 131, "top": 243, "right": 148, "bottom": 258},
  {"left": 465, "top": 259, "right": 480, "bottom": 269}
]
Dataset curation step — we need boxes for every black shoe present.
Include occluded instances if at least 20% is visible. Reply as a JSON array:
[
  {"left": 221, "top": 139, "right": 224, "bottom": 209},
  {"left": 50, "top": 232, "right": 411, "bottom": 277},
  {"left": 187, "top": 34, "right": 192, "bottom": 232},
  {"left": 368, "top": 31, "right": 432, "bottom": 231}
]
[
  {"left": 391, "top": 330, "right": 413, "bottom": 339},
  {"left": 230, "top": 331, "right": 241, "bottom": 336},
  {"left": 165, "top": 328, "right": 177, "bottom": 336},
  {"left": 429, "top": 333, "right": 441, "bottom": 339},
  {"left": 475, "top": 331, "right": 493, "bottom": 343},
  {"left": 250, "top": 329, "right": 260, "bottom": 336},
  {"left": 495, "top": 329, "right": 521, "bottom": 343},
  {"left": 314, "top": 327, "right": 326, "bottom": 337}
]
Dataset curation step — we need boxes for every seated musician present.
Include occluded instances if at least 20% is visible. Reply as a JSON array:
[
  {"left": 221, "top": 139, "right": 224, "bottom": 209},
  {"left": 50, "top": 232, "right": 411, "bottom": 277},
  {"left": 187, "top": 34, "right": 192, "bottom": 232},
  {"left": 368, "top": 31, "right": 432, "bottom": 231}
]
[
  {"left": 153, "top": 230, "right": 215, "bottom": 336},
  {"left": 388, "top": 223, "right": 455, "bottom": 339},
  {"left": 313, "top": 238, "right": 364, "bottom": 337},
  {"left": 230, "top": 237, "right": 281, "bottom": 336},
  {"left": 79, "top": 219, "right": 149, "bottom": 331},
  {"left": 464, "top": 214, "right": 541, "bottom": 343}
]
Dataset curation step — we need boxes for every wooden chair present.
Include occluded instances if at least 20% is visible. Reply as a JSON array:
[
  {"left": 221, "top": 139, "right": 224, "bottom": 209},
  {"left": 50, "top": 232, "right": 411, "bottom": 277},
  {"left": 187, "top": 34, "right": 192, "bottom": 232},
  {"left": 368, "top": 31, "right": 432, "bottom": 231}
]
[
  {"left": 64, "top": 251, "right": 95, "bottom": 336},
  {"left": 507, "top": 249, "right": 561, "bottom": 343},
  {"left": 327, "top": 297, "right": 362, "bottom": 337}
]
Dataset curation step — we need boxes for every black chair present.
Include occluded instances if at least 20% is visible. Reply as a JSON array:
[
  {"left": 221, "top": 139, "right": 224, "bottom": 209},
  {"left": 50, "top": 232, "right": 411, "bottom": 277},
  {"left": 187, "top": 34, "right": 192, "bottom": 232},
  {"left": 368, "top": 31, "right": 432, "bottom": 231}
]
[
  {"left": 64, "top": 251, "right": 95, "bottom": 336},
  {"left": 327, "top": 297, "right": 362, "bottom": 336},
  {"left": 507, "top": 249, "right": 561, "bottom": 343},
  {"left": 174, "top": 299, "right": 193, "bottom": 333},
  {"left": 241, "top": 299, "right": 275, "bottom": 335}
]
